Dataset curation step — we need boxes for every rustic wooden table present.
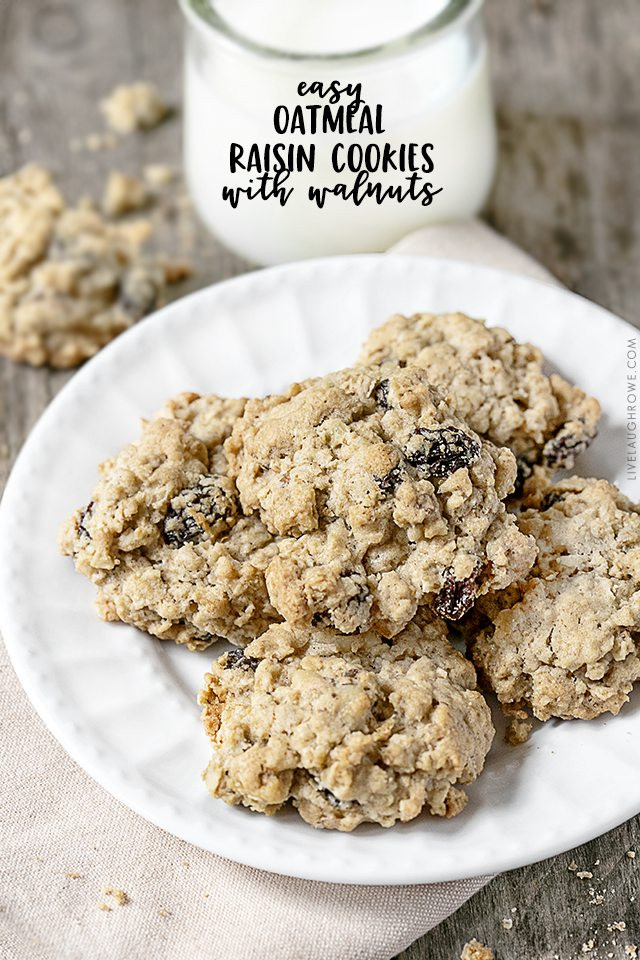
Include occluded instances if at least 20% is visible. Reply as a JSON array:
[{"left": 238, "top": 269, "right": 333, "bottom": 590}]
[{"left": 0, "top": 1, "right": 638, "bottom": 958}]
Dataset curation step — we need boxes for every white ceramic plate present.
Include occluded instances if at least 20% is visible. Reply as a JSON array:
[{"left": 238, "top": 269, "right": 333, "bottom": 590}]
[{"left": 1, "top": 255, "right": 638, "bottom": 885}]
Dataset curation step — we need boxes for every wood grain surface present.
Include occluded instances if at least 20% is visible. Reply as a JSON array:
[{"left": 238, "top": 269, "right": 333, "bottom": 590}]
[{"left": 0, "top": 1, "right": 638, "bottom": 958}]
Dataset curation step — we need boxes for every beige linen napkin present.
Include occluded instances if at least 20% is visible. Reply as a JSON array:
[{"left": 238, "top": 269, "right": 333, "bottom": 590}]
[{"left": 0, "top": 220, "right": 556, "bottom": 960}]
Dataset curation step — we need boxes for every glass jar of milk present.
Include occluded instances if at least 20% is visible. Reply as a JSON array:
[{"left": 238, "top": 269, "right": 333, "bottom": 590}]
[{"left": 180, "top": 0, "right": 497, "bottom": 265}]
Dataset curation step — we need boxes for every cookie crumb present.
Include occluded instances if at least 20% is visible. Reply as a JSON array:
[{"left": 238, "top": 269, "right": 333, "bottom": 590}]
[
  {"left": 102, "top": 172, "right": 149, "bottom": 217},
  {"left": 460, "top": 940, "right": 495, "bottom": 960},
  {"left": 101, "top": 82, "right": 169, "bottom": 134},
  {"left": 98, "top": 903, "right": 112, "bottom": 912},
  {"left": 85, "top": 132, "right": 118, "bottom": 152},
  {"left": 162, "top": 260, "right": 192, "bottom": 285},
  {"left": 176, "top": 191, "right": 193, "bottom": 211},
  {"left": 502, "top": 917, "right": 513, "bottom": 930},
  {"left": 104, "top": 887, "right": 130, "bottom": 907},
  {"left": 569, "top": 861, "right": 578, "bottom": 871},
  {"left": 625, "top": 945, "right": 637, "bottom": 958},
  {"left": 627, "top": 850, "right": 636, "bottom": 860},
  {"left": 577, "top": 871, "right": 594, "bottom": 880},
  {"left": 158, "top": 908, "right": 172, "bottom": 919},
  {"left": 144, "top": 164, "right": 176, "bottom": 188},
  {"left": 505, "top": 712, "right": 532, "bottom": 745},
  {"left": 581, "top": 940, "right": 595, "bottom": 953},
  {"left": 608, "top": 922, "right": 626, "bottom": 933},
  {"left": 65, "top": 872, "right": 83, "bottom": 879}
]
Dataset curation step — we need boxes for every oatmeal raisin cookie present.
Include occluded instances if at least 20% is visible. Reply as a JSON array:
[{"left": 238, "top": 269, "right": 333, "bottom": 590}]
[
  {"left": 226, "top": 363, "right": 536, "bottom": 636},
  {"left": 60, "top": 392, "right": 281, "bottom": 649},
  {"left": 200, "top": 616, "right": 494, "bottom": 830},
  {"left": 358, "top": 312, "right": 600, "bottom": 476},
  {"left": 469, "top": 474, "right": 640, "bottom": 722}
]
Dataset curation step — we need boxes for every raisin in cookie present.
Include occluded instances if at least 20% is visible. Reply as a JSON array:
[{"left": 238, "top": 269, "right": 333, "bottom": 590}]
[
  {"left": 199, "top": 616, "right": 494, "bottom": 830},
  {"left": 60, "top": 392, "right": 281, "bottom": 649},
  {"left": 358, "top": 313, "right": 600, "bottom": 476},
  {"left": 468, "top": 474, "right": 640, "bottom": 723},
  {"left": 0, "top": 164, "right": 175, "bottom": 367},
  {"left": 226, "top": 363, "right": 536, "bottom": 636}
]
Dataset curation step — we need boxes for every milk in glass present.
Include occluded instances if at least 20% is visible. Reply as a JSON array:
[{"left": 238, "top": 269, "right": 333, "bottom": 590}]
[{"left": 181, "top": 0, "right": 496, "bottom": 264}]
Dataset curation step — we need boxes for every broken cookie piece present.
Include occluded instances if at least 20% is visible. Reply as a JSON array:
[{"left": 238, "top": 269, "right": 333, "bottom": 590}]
[
  {"left": 102, "top": 171, "right": 150, "bottom": 216},
  {"left": 199, "top": 616, "right": 494, "bottom": 830},
  {"left": 0, "top": 165, "right": 182, "bottom": 367},
  {"left": 100, "top": 82, "right": 169, "bottom": 134},
  {"left": 460, "top": 941, "right": 495, "bottom": 960}
]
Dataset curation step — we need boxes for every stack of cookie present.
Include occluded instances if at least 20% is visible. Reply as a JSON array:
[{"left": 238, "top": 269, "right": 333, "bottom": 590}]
[{"left": 60, "top": 313, "right": 640, "bottom": 831}]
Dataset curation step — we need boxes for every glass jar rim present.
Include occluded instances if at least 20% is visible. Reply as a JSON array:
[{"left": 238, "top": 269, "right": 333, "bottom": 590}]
[{"left": 179, "top": 0, "right": 484, "bottom": 63}]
